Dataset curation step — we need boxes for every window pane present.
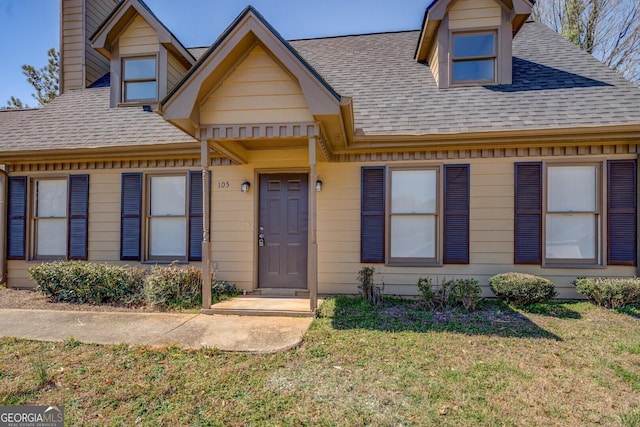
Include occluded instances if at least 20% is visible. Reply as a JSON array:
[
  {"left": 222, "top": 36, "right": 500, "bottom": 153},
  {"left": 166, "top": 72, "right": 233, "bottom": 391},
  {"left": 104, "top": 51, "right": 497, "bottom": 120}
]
[
  {"left": 453, "top": 33, "right": 495, "bottom": 58},
  {"left": 150, "top": 176, "right": 186, "bottom": 216},
  {"left": 37, "top": 218, "right": 67, "bottom": 256},
  {"left": 548, "top": 166, "right": 597, "bottom": 212},
  {"left": 36, "top": 180, "right": 67, "bottom": 217},
  {"left": 390, "top": 215, "right": 436, "bottom": 258},
  {"left": 391, "top": 170, "right": 437, "bottom": 214},
  {"left": 452, "top": 59, "right": 495, "bottom": 82},
  {"left": 124, "top": 58, "right": 156, "bottom": 79},
  {"left": 546, "top": 214, "right": 596, "bottom": 259},
  {"left": 150, "top": 218, "right": 187, "bottom": 257},
  {"left": 125, "top": 81, "right": 157, "bottom": 102}
]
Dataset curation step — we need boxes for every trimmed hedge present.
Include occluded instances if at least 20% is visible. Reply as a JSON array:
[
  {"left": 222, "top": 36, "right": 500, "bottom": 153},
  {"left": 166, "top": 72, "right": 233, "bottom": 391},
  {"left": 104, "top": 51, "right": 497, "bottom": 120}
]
[
  {"left": 29, "top": 261, "right": 241, "bottom": 309},
  {"left": 489, "top": 272, "right": 557, "bottom": 305},
  {"left": 29, "top": 261, "right": 146, "bottom": 305},
  {"left": 575, "top": 277, "right": 640, "bottom": 309},
  {"left": 143, "top": 264, "right": 241, "bottom": 309}
]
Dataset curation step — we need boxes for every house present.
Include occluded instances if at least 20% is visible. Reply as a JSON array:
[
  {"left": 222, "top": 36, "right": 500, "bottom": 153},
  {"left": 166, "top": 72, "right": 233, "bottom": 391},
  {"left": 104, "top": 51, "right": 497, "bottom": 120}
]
[{"left": 1, "top": 0, "right": 640, "bottom": 310}]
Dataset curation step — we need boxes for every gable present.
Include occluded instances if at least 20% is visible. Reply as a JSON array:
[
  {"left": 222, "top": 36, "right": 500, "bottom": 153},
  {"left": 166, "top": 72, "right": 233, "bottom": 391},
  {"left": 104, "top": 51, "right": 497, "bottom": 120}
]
[
  {"left": 119, "top": 15, "right": 159, "bottom": 55},
  {"left": 162, "top": 6, "right": 345, "bottom": 142},
  {"left": 200, "top": 45, "right": 313, "bottom": 125},
  {"left": 448, "top": 0, "right": 502, "bottom": 30}
]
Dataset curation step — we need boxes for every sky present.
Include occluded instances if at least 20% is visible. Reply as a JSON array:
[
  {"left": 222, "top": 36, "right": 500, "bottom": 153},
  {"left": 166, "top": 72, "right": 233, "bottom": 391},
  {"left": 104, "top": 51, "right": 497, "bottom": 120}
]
[{"left": 0, "top": 0, "right": 429, "bottom": 107}]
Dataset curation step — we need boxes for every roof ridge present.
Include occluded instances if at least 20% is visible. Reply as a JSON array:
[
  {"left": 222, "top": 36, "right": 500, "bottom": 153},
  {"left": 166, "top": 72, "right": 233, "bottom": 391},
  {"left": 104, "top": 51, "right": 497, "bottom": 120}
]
[{"left": 288, "top": 29, "right": 420, "bottom": 43}]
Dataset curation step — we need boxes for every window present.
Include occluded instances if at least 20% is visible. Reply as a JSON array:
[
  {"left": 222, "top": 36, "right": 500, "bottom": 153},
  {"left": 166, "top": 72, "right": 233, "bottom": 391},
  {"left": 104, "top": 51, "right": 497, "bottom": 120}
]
[
  {"left": 545, "top": 165, "right": 600, "bottom": 263},
  {"left": 148, "top": 175, "right": 187, "bottom": 259},
  {"left": 34, "top": 179, "right": 68, "bottom": 257},
  {"left": 7, "top": 175, "right": 89, "bottom": 261},
  {"left": 361, "top": 165, "right": 469, "bottom": 265},
  {"left": 451, "top": 32, "right": 496, "bottom": 84},
  {"left": 122, "top": 57, "right": 157, "bottom": 102},
  {"left": 120, "top": 171, "right": 203, "bottom": 262},
  {"left": 389, "top": 169, "right": 438, "bottom": 263},
  {"left": 514, "top": 161, "right": 637, "bottom": 267}
]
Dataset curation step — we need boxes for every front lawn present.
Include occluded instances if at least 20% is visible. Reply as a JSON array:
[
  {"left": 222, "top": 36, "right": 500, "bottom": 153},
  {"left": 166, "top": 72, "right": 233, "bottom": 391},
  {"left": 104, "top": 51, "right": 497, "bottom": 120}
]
[{"left": 1, "top": 296, "right": 639, "bottom": 426}]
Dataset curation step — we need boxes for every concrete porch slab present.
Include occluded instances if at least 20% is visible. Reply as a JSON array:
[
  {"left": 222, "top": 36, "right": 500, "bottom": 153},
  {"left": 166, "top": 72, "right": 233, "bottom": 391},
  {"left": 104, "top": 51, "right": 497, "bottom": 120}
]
[{"left": 204, "top": 296, "right": 319, "bottom": 317}]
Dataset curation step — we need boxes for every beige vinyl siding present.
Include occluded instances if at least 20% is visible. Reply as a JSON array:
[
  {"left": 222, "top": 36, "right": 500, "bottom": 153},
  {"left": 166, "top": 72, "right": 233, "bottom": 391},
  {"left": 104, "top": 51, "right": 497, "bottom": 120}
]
[
  {"left": 428, "top": 42, "right": 439, "bottom": 84},
  {"left": 84, "top": 0, "right": 116, "bottom": 87},
  {"left": 60, "top": 0, "right": 116, "bottom": 92},
  {"left": 61, "top": 0, "right": 84, "bottom": 92},
  {"left": 315, "top": 157, "right": 636, "bottom": 299},
  {"left": 200, "top": 45, "right": 313, "bottom": 125},
  {"left": 119, "top": 15, "right": 160, "bottom": 56},
  {"left": 167, "top": 53, "right": 188, "bottom": 92},
  {"left": 448, "top": 0, "right": 502, "bottom": 30}
]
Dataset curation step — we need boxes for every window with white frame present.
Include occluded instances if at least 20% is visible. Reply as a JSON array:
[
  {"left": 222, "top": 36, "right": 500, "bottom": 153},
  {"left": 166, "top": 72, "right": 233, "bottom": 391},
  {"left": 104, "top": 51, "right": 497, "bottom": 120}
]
[
  {"left": 122, "top": 56, "right": 157, "bottom": 103},
  {"left": 147, "top": 175, "right": 187, "bottom": 259},
  {"left": 34, "top": 178, "right": 68, "bottom": 257},
  {"left": 545, "top": 164, "right": 600, "bottom": 263},
  {"left": 389, "top": 168, "right": 438, "bottom": 263},
  {"left": 451, "top": 31, "right": 497, "bottom": 84}
]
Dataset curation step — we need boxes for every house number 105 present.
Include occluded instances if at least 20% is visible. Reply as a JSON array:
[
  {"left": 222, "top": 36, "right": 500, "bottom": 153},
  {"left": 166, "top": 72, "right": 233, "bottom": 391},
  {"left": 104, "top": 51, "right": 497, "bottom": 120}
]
[{"left": 217, "top": 181, "right": 230, "bottom": 189}]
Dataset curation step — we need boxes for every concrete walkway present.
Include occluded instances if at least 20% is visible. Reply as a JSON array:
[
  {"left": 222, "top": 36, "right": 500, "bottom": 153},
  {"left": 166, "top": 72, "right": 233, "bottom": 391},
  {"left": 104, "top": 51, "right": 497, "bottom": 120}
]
[{"left": 0, "top": 309, "right": 314, "bottom": 353}]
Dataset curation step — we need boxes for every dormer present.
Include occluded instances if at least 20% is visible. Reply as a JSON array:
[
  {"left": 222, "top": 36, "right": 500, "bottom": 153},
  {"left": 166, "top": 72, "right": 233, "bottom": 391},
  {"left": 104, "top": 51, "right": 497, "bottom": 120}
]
[
  {"left": 90, "top": 0, "right": 196, "bottom": 108},
  {"left": 415, "top": 0, "right": 533, "bottom": 88}
]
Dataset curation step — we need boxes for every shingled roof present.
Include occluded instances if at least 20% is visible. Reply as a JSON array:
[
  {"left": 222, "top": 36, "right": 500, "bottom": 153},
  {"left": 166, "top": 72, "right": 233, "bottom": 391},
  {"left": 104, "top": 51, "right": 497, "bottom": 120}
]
[
  {"left": 290, "top": 21, "right": 640, "bottom": 136},
  {"left": 0, "top": 87, "right": 195, "bottom": 155},
  {"left": 2, "top": 20, "right": 639, "bottom": 156}
]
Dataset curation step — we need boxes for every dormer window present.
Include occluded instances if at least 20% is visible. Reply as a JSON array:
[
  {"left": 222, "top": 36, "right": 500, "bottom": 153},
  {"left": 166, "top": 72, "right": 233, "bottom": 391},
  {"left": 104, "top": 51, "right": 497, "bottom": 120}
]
[
  {"left": 451, "top": 31, "right": 497, "bottom": 84},
  {"left": 122, "top": 56, "right": 158, "bottom": 102}
]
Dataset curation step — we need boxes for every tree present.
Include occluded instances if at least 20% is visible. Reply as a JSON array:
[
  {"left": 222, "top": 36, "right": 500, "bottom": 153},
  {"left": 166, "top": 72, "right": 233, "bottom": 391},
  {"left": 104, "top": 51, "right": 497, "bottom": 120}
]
[
  {"left": 3, "top": 48, "right": 59, "bottom": 109},
  {"left": 533, "top": 0, "right": 640, "bottom": 83}
]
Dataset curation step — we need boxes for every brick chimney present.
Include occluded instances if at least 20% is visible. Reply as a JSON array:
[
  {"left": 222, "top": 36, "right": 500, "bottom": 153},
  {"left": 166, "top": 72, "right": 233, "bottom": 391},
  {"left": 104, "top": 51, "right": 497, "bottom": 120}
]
[{"left": 59, "top": 0, "right": 118, "bottom": 93}]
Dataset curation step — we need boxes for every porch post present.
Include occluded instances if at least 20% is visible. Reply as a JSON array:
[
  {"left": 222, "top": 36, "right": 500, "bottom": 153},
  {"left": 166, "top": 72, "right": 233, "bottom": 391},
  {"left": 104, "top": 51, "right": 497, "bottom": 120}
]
[
  {"left": 308, "top": 134, "right": 318, "bottom": 312},
  {"left": 201, "top": 135, "right": 212, "bottom": 310}
]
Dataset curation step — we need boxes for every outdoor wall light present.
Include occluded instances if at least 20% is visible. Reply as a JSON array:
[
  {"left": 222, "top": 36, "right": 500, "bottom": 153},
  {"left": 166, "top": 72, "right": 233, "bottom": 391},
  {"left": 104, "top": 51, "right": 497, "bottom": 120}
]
[
  {"left": 315, "top": 179, "right": 323, "bottom": 192},
  {"left": 241, "top": 181, "right": 251, "bottom": 193}
]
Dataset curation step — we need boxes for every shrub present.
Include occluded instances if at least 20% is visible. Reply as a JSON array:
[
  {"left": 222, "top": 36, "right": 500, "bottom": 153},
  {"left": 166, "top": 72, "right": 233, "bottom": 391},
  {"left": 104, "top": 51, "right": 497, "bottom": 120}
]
[
  {"left": 144, "top": 265, "right": 203, "bottom": 309},
  {"left": 144, "top": 264, "right": 241, "bottom": 309},
  {"left": 417, "top": 277, "right": 482, "bottom": 311},
  {"left": 489, "top": 272, "right": 556, "bottom": 305},
  {"left": 211, "top": 280, "right": 242, "bottom": 303},
  {"left": 574, "top": 277, "right": 640, "bottom": 309},
  {"left": 29, "top": 261, "right": 147, "bottom": 304},
  {"left": 357, "top": 266, "right": 384, "bottom": 305}
]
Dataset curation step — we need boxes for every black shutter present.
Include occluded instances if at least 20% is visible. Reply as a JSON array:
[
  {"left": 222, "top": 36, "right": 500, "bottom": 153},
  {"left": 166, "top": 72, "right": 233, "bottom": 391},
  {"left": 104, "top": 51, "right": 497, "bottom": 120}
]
[
  {"left": 188, "top": 170, "right": 203, "bottom": 261},
  {"left": 7, "top": 176, "right": 27, "bottom": 260},
  {"left": 443, "top": 164, "right": 470, "bottom": 264},
  {"left": 514, "top": 162, "right": 542, "bottom": 264},
  {"left": 361, "top": 166, "right": 385, "bottom": 263},
  {"left": 68, "top": 175, "right": 89, "bottom": 260},
  {"left": 120, "top": 173, "right": 142, "bottom": 261},
  {"left": 608, "top": 159, "right": 637, "bottom": 265}
]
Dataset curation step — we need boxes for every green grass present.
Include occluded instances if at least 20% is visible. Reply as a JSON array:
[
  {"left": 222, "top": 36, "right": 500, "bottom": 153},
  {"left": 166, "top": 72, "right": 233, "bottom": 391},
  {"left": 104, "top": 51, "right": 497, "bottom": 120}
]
[{"left": 1, "top": 296, "right": 639, "bottom": 425}]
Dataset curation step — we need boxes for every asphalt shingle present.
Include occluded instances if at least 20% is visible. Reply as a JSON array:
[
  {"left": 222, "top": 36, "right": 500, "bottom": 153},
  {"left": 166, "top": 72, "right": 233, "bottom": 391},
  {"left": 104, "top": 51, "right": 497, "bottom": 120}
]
[
  {"left": 290, "top": 22, "right": 640, "bottom": 135},
  {"left": 0, "top": 87, "right": 195, "bottom": 153},
  {"left": 2, "top": 21, "right": 639, "bottom": 154}
]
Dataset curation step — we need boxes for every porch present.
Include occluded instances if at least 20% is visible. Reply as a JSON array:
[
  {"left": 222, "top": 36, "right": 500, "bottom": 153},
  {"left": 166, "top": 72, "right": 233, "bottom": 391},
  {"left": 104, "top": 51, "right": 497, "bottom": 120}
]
[{"left": 203, "top": 292, "right": 320, "bottom": 318}]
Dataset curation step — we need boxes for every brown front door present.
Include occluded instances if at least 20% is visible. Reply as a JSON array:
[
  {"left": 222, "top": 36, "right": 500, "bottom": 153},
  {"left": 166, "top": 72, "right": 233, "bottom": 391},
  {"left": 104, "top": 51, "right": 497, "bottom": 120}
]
[{"left": 258, "top": 173, "right": 308, "bottom": 288}]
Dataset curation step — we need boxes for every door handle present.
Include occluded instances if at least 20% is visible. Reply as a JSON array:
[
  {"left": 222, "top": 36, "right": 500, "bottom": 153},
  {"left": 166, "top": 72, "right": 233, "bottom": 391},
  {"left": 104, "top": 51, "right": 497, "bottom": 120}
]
[{"left": 258, "top": 233, "right": 265, "bottom": 247}]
